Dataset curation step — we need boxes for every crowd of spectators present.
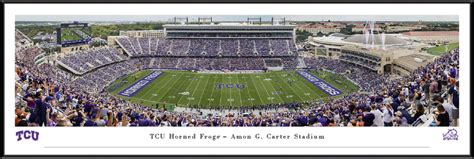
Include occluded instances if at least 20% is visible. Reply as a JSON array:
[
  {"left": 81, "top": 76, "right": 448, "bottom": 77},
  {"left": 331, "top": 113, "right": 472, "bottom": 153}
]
[
  {"left": 16, "top": 29, "right": 34, "bottom": 51},
  {"left": 14, "top": 29, "right": 459, "bottom": 127},
  {"left": 339, "top": 55, "right": 379, "bottom": 70},
  {"left": 264, "top": 59, "right": 283, "bottom": 67},
  {"left": 166, "top": 32, "right": 293, "bottom": 38},
  {"left": 304, "top": 57, "right": 388, "bottom": 92},
  {"left": 93, "top": 57, "right": 297, "bottom": 71},
  {"left": 58, "top": 47, "right": 128, "bottom": 74},
  {"left": 116, "top": 37, "right": 297, "bottom": 57},
  {"left": 73, "top": 62, "right": 139, "bottom": 93}
]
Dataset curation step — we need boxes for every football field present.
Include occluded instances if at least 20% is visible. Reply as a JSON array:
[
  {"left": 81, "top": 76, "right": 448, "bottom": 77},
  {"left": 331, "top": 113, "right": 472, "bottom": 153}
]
[
  {"left": 108, "top": 70, "right": 359, "bottom": 109},
  {"left": 427, "top": 42, "right": 459, "bottom": 56},
  {"left": 60, "top": 28, "right": 83, "bottom": 42}
]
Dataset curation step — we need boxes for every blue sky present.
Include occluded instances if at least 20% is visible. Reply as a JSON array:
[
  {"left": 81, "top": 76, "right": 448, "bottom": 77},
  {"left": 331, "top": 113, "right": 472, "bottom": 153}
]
[{"left": 16, "top": 15, "right": 458, "bottom": 22}]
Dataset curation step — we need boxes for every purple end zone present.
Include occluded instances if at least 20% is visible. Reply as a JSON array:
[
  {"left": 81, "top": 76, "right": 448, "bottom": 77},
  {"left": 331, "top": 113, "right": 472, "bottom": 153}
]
[
  {"left": 297, "top": 70, "right": 342, "bottom": 96},
  {"left": 118, "top": 71, "right": 163, "bottom": 97}
]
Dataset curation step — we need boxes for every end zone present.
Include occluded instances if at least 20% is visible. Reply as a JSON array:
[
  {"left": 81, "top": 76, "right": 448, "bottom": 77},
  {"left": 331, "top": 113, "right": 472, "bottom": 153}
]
[{"left": 118, "top": 71, "right": 163, "bottom": 97}]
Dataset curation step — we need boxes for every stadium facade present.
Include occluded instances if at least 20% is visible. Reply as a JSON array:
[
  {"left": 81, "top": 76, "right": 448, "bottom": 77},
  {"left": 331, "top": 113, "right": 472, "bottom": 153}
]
[{"left": 308, "top": 33, "right": 440, "bottom": 75}]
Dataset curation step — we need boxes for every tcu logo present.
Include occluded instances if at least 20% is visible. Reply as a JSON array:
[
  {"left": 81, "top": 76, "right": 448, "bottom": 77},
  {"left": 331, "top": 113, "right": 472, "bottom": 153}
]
[{"left": 16, "top": 130, "right": 39, "bottom": 141}]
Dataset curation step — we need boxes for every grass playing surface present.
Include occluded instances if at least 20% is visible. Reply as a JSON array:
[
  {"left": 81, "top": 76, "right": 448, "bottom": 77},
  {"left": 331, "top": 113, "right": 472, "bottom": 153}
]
[
  {"left": 108, "top": 70, "right": 359, "bottom": 109},
  {"left": 427, "top": 43, "right": 459, "bottom": 56},
  {"left": 60, "top": 28, "right": 84, "bottom": 42}
]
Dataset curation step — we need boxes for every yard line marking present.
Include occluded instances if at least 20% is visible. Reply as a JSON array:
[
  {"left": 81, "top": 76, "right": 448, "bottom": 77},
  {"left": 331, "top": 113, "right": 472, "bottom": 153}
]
[
  {"left": 260, "top": 73, "right": 284, "bottom": 104},
  {"left": 177, "top": 73, "right": 199, "bottom": 106},
  {"left": 254, "top": 73, "right": 274, "bottom": 103},
  {"left": 297, "top": 70, "right": 342, "bottom": 96},
  {"left": 161, "top": 72, "right": 189, "bottom": 105},
  {"left": 152, "top": 72, "right": 185, "bottom": 102},
  {"left": 219, "top": 75, "right": 225, "bottom": 107},
  {"left": 187, "top": 73, "right": 205, "bottom": 106},
  {"left": 197, "top": 73, "right": 211, "bottom": 106},
  {"left": 249, "top": 73, "right": 265, "bottom": 105},
  {"left": 139, "top": 71, "right": 170, "bottom": 100},
  {"left": 228, "top": 74, "right": 233, "bottom": 106},
  {"left": 293, "top": 71, "right": 324, "bottom": 100},
  {"left": 208, "top": 75, "right": 219, "bottom": 107},
  {"left": 239, "top": 74, "right": 253, "bottom": 106},
  {"left": 118, "top": 71, "right": 162, "bottom": 97},
  {"left": 124, "top": 70, "right": 156, "bottom": 98},
  {"left": 234, "top": 74, "right": 243, "bottom": 106},
  {"left": 276, "top": 72, "right": 305, "bottom": 102}
]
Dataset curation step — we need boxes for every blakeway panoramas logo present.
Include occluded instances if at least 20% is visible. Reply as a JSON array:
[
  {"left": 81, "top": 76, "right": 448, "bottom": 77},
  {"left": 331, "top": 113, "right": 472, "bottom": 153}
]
[
  {"left": 16, "top": 130, "right": 39, "bottom": 141},
  {"left": 442, "top": 128, "right": 458, "bottom": 141}
]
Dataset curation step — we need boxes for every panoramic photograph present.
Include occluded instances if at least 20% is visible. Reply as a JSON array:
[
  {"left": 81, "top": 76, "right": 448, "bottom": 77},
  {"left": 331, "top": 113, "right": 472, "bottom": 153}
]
[{"left": 14, "top": 15, "right": 460, "bottom": 127}]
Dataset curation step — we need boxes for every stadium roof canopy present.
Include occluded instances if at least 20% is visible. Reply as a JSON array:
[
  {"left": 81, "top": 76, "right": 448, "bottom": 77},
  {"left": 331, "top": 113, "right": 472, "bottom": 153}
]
[
  {"left": 393, "top": 54, "right": 435, "bottom": 71},
  {"left": 401, "top": 31, "right": 459, "bottom": 36},
  {"left": 343, "top": 34, "right": 408, "bottom": 45},
  {"left": 163, "top": 24, "right": 296, "bottom": 30},
  {"left": 329, "top": 33, "right": 350, "bottom": 38}
]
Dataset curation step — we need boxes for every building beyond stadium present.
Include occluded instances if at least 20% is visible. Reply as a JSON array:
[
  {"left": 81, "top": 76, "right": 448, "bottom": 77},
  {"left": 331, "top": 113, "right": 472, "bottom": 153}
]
[{"left": 307, "top": 31, "right": 458, "bottom": 75}]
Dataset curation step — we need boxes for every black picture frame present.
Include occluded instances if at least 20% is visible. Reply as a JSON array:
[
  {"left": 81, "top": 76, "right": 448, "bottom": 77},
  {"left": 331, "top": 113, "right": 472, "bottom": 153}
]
[{"left": 2, "top": 1, "right": 472, "bottom": 159}]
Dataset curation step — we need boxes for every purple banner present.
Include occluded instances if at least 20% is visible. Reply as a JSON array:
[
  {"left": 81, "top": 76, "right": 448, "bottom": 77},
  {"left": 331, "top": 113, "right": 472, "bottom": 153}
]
[
  {"left": 297, "top": 70, "right": 342, "bottom": 96},
  {"left": 118, "top": 71, "right": 163, "bottom": 97}
]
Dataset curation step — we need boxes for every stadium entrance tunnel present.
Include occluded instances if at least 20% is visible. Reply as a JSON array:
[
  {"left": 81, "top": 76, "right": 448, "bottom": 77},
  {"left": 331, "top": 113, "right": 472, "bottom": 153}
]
[{"left": 384, "top": 64, "right": 392, "bottom": 74}]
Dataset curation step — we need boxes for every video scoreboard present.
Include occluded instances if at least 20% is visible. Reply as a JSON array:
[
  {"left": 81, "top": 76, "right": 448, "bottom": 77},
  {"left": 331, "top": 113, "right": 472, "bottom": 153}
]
[{"left": 56, "top": 21, "right": 92, "bottom": 46}]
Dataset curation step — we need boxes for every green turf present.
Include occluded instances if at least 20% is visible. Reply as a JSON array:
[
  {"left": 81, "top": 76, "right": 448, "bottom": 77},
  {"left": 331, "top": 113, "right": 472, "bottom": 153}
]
[
  {"left": 307, "top": 70, "right": 359, "bottom": 93},
  {"left": 60, "top": 28, "right": 84, "bottom": 42},
  {"left": 79, "top": 28, "right": 91, "bottom": 36},
  {"left": 109, "top": 70, "right": 359, "bottom": 109},
  {"left": 107, "top": 70, "right": 152, "bottom": 93},
  {"left": 427, "top": 43, "right": 459, "bottom": 56}
]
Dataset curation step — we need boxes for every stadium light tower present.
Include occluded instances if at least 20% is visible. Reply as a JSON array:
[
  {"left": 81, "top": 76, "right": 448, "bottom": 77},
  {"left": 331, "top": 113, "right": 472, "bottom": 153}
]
[
  {"left": 198, "top": 17, "right": 213, "bottom": 24},
  {"left": 381, "top": 32, "right": 386, "bottom": 50},
  {"left": 173, "top": 17, "right": 189, "bottom": 25},
  {"left": 363, "top": 20, "right": 385, "bottom": 50},
  {"left": 370, "top": 21, "right": 375, "bottom": 49},
  {"left": 363, "top": 21, "right": 369, "bottom": 48},
  {"left": 272, "top": 17, "right": 286, "bottom": 26},
  {"left": 247, "top": 17, "right": 262, "bottom": 25}
]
